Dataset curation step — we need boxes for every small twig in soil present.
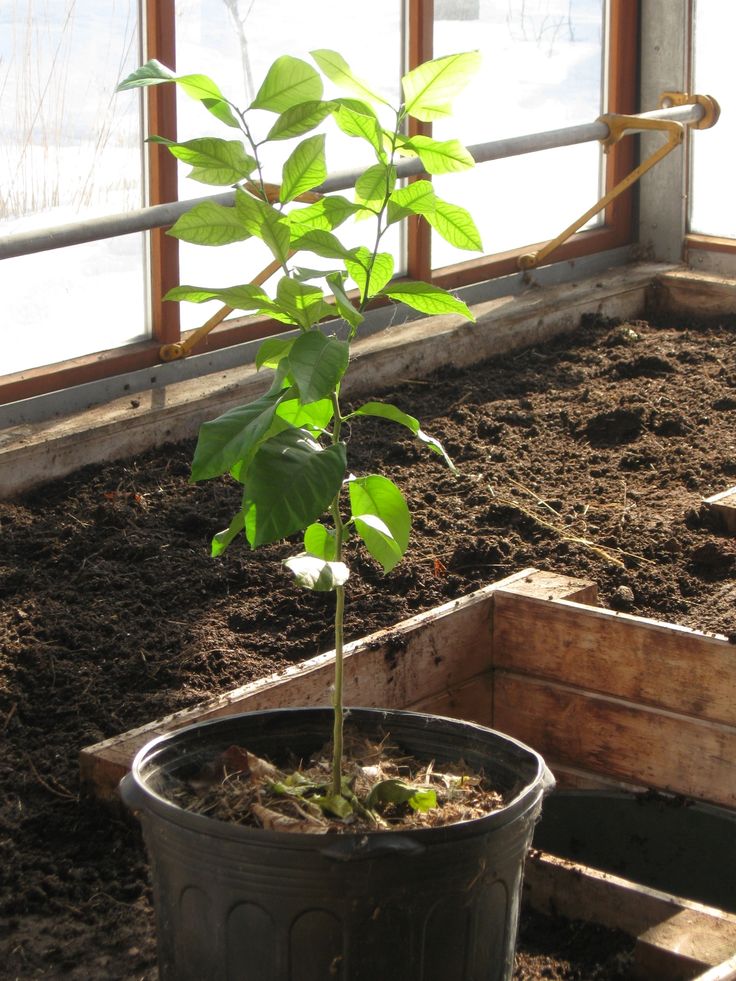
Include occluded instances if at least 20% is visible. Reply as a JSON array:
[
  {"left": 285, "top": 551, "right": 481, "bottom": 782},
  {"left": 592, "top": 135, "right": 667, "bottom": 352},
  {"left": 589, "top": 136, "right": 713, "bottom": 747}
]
[
  {"left": 2, "top": 703, "right": 17, "bottom": 732},
  {"left": 488, "top": 485, "right": 653, "bottom": 568},
  {"left": 23, "top": 754, "right": 78, "bottom": 801}
]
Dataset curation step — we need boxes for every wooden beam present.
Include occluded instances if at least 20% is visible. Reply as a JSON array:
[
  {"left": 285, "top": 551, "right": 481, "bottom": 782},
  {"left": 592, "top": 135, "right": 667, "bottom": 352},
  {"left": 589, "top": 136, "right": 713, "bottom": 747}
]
[
  {"left": 694, "top": 954, "right": 736, "bottom": 981},
  {"left": 525, "top": 852, "right": 736, "bottom": 979},
  {"left": 493, "top": 673, "right": 736, "bottom": 808},
  {"left": 493, "top": 592, "right": 735, "bottom": 725}
]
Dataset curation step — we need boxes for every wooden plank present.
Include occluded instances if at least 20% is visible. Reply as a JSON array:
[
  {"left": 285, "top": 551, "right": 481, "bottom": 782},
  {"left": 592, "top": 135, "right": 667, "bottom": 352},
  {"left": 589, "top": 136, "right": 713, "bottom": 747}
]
[
  {"left": 497, "top": 569, "right": 598, "bottom": 606},
  {"left": 493, "top": 592, "right": 736, "bottom": 725},
  {"left": 704, "top": 487, "right": 736, "bottom": 535},
  {"left": 695, "top": 954, "right": 736, "bottom": 981},
  {"left": 408, "top": 673, "right": 494, "bottom": 728},
  {"left": 81, "top": 569, "right": 545, "bottom": 799},
  {"left": 635, "top": 910, "right": 736, "bottom": 979},
  {"left": 525, "top": 851, "right": 736, "bottom": 943},
  {"left": 541, "top": 762, "right": 648, "bottom": 794},
  {"left": 493, "top": 673, "right": 736, "bottom": 808},
  {"left": 525, "top": 853, "right": 736, "bottom": 978}
]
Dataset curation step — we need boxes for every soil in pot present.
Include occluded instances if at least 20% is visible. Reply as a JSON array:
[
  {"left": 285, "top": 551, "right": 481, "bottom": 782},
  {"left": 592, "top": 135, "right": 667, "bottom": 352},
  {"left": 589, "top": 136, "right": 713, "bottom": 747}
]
[{"left": 1, "top": 313, "right": 734, "bottom": 977}]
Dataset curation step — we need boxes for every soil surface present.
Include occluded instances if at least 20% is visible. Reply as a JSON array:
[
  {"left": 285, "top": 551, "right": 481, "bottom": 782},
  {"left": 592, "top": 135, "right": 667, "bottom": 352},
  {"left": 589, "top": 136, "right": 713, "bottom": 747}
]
[{"left": 2, "top": 314, "right": 735, "bottom": 978}]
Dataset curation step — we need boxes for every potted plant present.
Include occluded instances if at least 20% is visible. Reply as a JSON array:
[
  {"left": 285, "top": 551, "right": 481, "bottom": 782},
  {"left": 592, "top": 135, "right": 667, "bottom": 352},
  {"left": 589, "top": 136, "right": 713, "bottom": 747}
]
[{"left": 117, "top": 50, "right": 553, "bottom": 981}]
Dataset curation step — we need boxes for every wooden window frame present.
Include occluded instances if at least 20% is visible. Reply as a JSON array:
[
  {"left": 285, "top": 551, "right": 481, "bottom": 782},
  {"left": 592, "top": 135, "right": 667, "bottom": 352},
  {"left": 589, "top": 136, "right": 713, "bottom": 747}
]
[{"left": 2, "top": 0, "right": 638, "bottom": 406}]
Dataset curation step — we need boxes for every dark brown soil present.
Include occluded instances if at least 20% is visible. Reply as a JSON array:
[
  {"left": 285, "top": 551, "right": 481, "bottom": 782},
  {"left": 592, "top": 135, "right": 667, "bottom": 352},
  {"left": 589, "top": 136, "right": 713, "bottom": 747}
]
[{"left": 2, "top": 314, "right": 735, "bottom": 978}]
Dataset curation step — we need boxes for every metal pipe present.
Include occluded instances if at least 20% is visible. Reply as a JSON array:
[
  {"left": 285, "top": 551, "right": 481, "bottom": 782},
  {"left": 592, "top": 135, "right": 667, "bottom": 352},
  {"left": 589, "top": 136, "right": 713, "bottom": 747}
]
[{"left": 0, "top": 103, "right": 707, "bottom": 261}]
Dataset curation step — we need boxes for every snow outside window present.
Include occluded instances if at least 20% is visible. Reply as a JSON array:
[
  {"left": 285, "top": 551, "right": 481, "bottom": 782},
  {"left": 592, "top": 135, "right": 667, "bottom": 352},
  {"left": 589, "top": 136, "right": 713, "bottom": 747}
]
[
  {"left": 432, "top": 0, "right": 606, "bottom": 267},
  {"left": 1, "top": 0, "right": 147, "bottom": 375}
]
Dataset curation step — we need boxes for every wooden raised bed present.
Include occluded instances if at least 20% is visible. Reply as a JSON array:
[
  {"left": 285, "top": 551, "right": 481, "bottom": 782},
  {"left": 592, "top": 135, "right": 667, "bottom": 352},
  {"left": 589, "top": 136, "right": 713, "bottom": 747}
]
[{"left": 81, "top": 567, "right": 736, "bottom": 979}]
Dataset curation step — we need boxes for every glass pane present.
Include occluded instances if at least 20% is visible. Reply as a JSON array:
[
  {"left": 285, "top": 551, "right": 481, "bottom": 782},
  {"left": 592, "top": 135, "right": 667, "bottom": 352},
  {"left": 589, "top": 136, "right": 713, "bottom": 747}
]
[
  {"left": 690, "top": 0, "right": 736, "bottom": 238},
  {"left": 1, "top": 0, "right": 147, "bottom": 374},
  {"left": 173, "top": 0, "right": 404, "bottom": 331},
  {"left": 432, "top": 0, "right": 605, "bottom": 267}
]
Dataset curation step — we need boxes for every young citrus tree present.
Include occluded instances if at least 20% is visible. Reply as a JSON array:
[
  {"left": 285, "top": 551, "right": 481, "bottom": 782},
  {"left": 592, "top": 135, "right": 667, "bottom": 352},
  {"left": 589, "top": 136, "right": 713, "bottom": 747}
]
[{"left": 118, "top": 49, "right": 481, "bottom": 813}]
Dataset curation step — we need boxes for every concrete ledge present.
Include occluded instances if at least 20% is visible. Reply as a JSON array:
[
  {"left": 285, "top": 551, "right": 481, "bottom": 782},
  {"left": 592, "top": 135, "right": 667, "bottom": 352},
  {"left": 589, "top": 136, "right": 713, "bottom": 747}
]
[{"left": 0, "top": 262, "right": 666, "bottom": 498}]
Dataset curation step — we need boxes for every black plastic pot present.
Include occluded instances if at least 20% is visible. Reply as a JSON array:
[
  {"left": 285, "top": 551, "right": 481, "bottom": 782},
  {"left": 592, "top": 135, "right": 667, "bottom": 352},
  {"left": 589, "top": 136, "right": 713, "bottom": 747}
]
[{"left": 121, "top": 707, "right": 554, "bottom": 981}]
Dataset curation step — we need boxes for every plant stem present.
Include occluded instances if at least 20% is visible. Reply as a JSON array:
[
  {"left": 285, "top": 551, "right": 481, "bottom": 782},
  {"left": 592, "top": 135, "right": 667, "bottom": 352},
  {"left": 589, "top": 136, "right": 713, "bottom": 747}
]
[
  {"left": 330, "top": 391, "right": 346, "bottom": 797},
  {"left": 331, "top": 581, "right": 346, "bottom": 796},
  {"left": 329, "top": 119, "right": 402, "bottom": 796}
]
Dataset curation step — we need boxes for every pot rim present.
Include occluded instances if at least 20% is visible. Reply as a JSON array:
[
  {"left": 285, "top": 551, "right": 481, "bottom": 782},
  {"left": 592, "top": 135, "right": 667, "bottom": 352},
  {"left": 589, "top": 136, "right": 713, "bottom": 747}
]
[{"left": 122, "top": 705, "right": 553, "bottom": 846}]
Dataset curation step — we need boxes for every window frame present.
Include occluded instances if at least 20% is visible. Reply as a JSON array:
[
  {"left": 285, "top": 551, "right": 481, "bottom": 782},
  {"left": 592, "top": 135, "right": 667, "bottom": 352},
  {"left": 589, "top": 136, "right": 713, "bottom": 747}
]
[{"left": 1, "top": 0, "right": 638, "bottom": 406}]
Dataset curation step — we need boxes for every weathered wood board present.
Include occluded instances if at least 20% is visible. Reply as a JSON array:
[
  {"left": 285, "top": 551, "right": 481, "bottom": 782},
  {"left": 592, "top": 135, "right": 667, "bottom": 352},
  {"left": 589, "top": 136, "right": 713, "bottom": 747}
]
[
  {"left": 491, "top": 588, "right": 736, "bottom": 807},
  {"left": 525, "top": 852, "right": 736, "bottom": 979}
]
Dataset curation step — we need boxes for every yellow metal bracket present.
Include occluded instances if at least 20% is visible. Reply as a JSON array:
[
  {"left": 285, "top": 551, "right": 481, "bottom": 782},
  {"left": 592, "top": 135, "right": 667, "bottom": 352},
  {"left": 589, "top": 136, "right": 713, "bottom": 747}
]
[{"left": 518, "top": 92, "right": 720, "bottom": 271}]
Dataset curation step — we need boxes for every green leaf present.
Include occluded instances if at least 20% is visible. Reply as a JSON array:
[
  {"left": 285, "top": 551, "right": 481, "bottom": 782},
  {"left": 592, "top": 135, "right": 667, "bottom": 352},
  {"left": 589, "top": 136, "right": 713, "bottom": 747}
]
[
  {"left": 290, "top": 228, "right": 357, "bottom": 261},
  {"left": 280, "top": 134, "right": 327, "bottom": 204},
  {"left": 148, "top": 137, "right": 256, "bottom": 185},
  {"left": 333, "top": 100, "right": 385, "bottom": 157},
  {"left": 293, "top": 266, "right": 340, "bottom": 282},
  {"left": 276, "top": 277, "right": 328, "bottom": 330},
  {"left": 235, "top": 190, "right": 292, "bottom": 264},
  {"left": 287, "top": 195, "right": 364, "bottom": 233},
  {"left": 267, "top": 100, "right": 335, "bottom": 140},
  {"left": 176, "top": 73, "right": 239, "bottom": 128},
  {"left": 399, "top": 135, "right": 475, "bottom": 175},
  {"left": 191, "top": 390, "right": 284, "bottom": 482},
  {"left": 424, "top": 197, "right": 483, "bottom": 252},
  {"left": 275, "top": 397, "right": 334, "bottom": 434},
  {"left": 311, "top": 49, "right": 390, "bottom": 106},
  {"left": 349, "top": 475, "right": 410, "bottom": 573},
  {"left": 326, "top": 272, "right": 363, "bottom": 334},
  {"left": 168, "top": 201, "right": 250, "bottom": 246},
  {"left": 283, "top": 553, "right": 349, "bottom": 591},
  {"left": 244, "top": 433, "right": 347, "bottom": 546},
  {"left": 287, "top": 331, "right": 349, "bottom": 401},
  {"left": 251, "top": 55, "right": 323, "bottom": 113},
  {"left": 117, "top": 59, "right": 176, "bottom": 91},
  {"left": 402, "top": 51, "right": 481, "bottom": 122},
  {"left": 256, "top": 337, "right": 295, "bottom": 370},
  {"left": 211, "top": 510, "right": 246, "bottom": 557},
  {"left": 386, "top": 180, "right": 437, "bottom": 225},
  {"left": 354, "top": 162, "right": 396, "bottom": 210},
  {"left": 165, "top": 283, "right": 269, "bottom": 309},
  {"left": 366, "top": 779, "right": 437, "bottom": 812},
  {"left": 313, "top": 792, "right": 354, "bottom": 819},
  {"left": 117, "top": 62, "right": 239, "bottom": 127},
  {"left": 383, "top": 281, "right": 475, "bottom": 321},
  {"left": 303, "top": 522, "right": 337, "bottom": 560},
  {"left": 350, "top": 401, "right": 455, "bottom": 469},
  {"left": 345, "top": 247, "right": 394, "bottom": 299}
]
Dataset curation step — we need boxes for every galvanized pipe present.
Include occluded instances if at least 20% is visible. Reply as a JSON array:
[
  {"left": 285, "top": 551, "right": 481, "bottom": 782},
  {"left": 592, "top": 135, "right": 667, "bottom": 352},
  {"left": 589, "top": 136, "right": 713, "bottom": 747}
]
[{"left": 0, "top": 103, "right": 707, "bottom": 261}]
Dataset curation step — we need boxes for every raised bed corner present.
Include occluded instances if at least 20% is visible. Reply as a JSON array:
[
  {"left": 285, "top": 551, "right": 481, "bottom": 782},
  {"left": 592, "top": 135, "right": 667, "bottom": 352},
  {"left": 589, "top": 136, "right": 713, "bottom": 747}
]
[{"left": 81, "top": 566, "right": 736, "bottom": 977}]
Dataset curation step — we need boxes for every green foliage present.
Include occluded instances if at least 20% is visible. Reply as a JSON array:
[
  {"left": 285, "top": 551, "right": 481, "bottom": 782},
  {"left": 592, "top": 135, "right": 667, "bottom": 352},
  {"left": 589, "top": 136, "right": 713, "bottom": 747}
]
[
  {"left": 366, "top": 778, "right": 438, "bottom": 812},
  {"left": 118, "top": 46, "right": 482, "bottom": 802},
  {"left": 349, "top": 475, "right": 410, "bottom": 573},
  {"left": 401, "top": 51, "right": 482, "bottom": 122},
  {"left": 250, "top": 55, "right": 323, "bottom": 113},
  {"left": 148, "top": 137, "right": 257, "bottom": 185}
]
